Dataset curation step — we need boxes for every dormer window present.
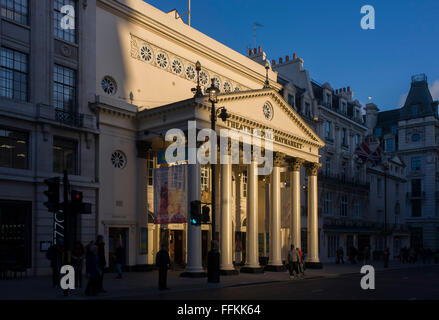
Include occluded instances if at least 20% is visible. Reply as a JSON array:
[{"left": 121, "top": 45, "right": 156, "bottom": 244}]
[
  {"left": 287, "top": 94, "right": 295, "bottom": 108},
  {"left": 374, "top": 127, "right": 382, "bottom": 137},
  {"left": 412, "top": 104, "right": 419, "bottom": 116},
  {"left": 326, "top": 94, "right": 331, "bottom": 107}
]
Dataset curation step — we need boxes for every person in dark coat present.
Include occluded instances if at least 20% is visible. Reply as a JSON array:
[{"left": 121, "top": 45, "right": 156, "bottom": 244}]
[
  {"left": 114, "top": 242, "right": 125, "bottom": 279},
  {"left": 46, "top": 242, "right": 62, "bottom": 288},
  {"left": 156, "top": 245, "right": 171, "bottom": 290},
  {"left": 336, "top": 247, "right": 344, "bottom": 264},
  {"left": 72, "top": 241, "right": 85, "bottom": 288},
  {"left": 96, "top": 235, "right": 106, "bottom": 292},
  {"left": 85, "top": 245, "right": 100, "bottom": 296}
]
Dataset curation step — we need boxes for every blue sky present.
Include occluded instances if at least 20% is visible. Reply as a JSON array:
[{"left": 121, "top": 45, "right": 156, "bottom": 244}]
[{"left": 145, "top": 0, "right": 439, "bottom": 111}]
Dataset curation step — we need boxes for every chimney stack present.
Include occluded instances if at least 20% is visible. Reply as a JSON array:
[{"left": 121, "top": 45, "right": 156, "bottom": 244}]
[
  {"left": 293, "top": 53, "right": 297, "bottom": 60},
  {"left": 248, "top": 48, "right": 252, "bottom": 56},
  {"left": 279, "top": 57, "right": 283, "bottom": 64},
  {"left": 347, "top": 86, "right": 351, "bottom": 92},
  {"left": 285, "top": 55, "right": 289, "bottom": 62},
  {"left": 272, "top": 59, "right": 276, "bottom": 66},
  {"left": 258, "top": 46, "right": 262, "bottom": 53},
  {"left": 343, "top": 88, "right": 346, "bottom": 93},
  {"left": 335, "top": 89, "right": 338, "bottom": 94}
]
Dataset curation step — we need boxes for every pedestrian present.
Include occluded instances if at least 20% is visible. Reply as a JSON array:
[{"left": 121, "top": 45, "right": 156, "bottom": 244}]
[
  {"left": 72, "top": 241, "right": 85, "bottom": 288},
  {"left": 96, "top": 235, "right": 107, "bottom": 293},
  {"left": 297, "top": 247, "right": 305, "bottom": 277},
  {"left": 336, "top": 246, "right": 344, "bottom": 264},
  {"left": 383, "top": 247, "right": 390, "bottom": 268},
  {"left": 46, "top": 242, "right": 62, "bottom": 288},
  {"left": 85, "top": 245, "right": 100, "bottom": 296},
  {"left": 156, "top": 244, "right": 171, "bottom": 290},
  {"left": 114, "top": 241, "right": 125, "bottom": 279},
  {"left": 288, "top": 245, "right": 299, "bottom": 279}
]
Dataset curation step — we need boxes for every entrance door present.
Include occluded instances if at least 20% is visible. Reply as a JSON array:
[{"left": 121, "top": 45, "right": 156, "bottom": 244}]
[
  {"left": 108, "top": 228, "right": 128, "bottom": 269},
  {"left": 170, "top": 230, "right": 183, "bottom": 264}
]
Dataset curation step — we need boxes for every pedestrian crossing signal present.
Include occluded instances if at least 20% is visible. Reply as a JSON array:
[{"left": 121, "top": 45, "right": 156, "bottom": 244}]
[{"left": 190, "top": 200, "right": 201, "bottom": 226}]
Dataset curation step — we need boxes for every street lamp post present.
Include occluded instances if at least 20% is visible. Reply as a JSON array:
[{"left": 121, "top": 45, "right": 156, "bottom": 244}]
[{"left": 206, "top": 78, "right": 229, "bottom": 283}]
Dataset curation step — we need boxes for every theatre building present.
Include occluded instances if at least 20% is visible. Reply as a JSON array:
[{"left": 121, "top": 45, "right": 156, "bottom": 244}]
[{"left": 92, "top": 0, "right": 324, "bottom": 272}]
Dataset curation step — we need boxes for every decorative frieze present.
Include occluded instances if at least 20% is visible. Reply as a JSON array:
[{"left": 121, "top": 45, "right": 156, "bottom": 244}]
[{"left": 130, "top": 34, "right": 248, "bottom": 93}]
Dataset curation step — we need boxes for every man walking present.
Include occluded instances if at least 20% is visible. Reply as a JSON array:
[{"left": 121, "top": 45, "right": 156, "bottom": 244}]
[
  {"left": 288, "top": 245, "right": 300, "bottom": 280},
  {"left": 156, "top": 244, "right": 171, "bottom": 290}
]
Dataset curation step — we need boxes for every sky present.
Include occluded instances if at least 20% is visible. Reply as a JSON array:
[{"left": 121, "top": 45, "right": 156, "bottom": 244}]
[{"left": 145, "top": 0, "right": 439, "bottom": 111}]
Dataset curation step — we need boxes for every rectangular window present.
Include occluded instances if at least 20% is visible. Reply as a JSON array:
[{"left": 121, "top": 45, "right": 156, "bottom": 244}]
[
  {"left": 411, "top": 200, "right": 422, "bottom": 217},
  {"left": 54, "top": 0, "right": 77, "bottom": 43},
  {"left": 341, "top": 128, "right": 348, "bottom": 147},
  {"left": 0, "top": 47, "right": 28, "bottom": 101},
  {"left": 325, "top": 121, "right": 332, "bottom": 140},
  {"left": 354, "top": 135, "right": 359, "bottom": 147},
  {"left": 326, "top": 94, "right": 331, "bottom": 107},
  {"left": 0, "top": 127, "right": 28, "bottom": 169},
  {"left": 146, "top": 152, "right": 154, "bottom": 186},
  {"left": 1, "top": 0, "right": 28, "bottom": 25},
  {"left": 287, "top": 94, "right": 294, "bottom": 108},
  {"left": 340, "top": 195, "right": 348, "bottom": 217},
  {"left": 411, "top": 179, "right": 421, "bottom": 197},
  {"left": 325, "top": 158, "right": 331, "bottom": 176},
  {"left": 374, "top": 127, "right": 382, "bottom": 137},
  {"left": 411, "top": 157, "right": 421, "bottom": 171},
  {"left": 323, "top": 193, "right": 332, "bottom": 216},
  {"left": 53, "top": 137, "right": 77, "bottom": 174},
  {"left": 201, "top": 166, "right": 210, "bottom": 192},
  {"left": 242, "top": 170, "right": 248, "bottom": 197},
  {"left": 412, "top": 105, "right": 418, "bottom": 116},
  {"left": 386, "top": 138, "right": 395, "bottom": 152},
  {"left": 391, "top": 125, "right": 397, "bottom": 135},
  {"left": 53, "top": 64, "right": 76, "bottom": 112},
  {"left": 305, "top": 102, "right": 311, "bottom": 117},
  {"left": 354, "top": 200, "right": 361, "bottom": 218}
]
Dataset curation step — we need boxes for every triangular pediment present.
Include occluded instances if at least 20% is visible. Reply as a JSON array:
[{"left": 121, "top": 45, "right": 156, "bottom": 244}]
[{"left": 211, "top": 88, "right": 325, "bottom": 148}]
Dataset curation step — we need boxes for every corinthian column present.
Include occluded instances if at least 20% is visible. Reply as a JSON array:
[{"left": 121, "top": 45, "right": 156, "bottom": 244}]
[
  {"left": 266, "top": 153, "right": 286, "bottom": 271},
  {"left": 305, "top": 162, "right": 323, "bottom": 269},
  {"left": 220, "top": 153, "right": 238, "bottom": 275},
  {"left": 241, "top": 158, "right": 264, "bottom": 273},
  {"left": 289, "top": 158, "right": 304, "bottom": 251}
]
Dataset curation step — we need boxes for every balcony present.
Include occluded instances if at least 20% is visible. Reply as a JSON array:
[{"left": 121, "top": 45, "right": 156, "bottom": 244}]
[
  {"left": 318, "top": 171, "right": 370, "bottom": 190},
  {"left": 37, "top": 104, "right": 97, "bottom": 131},
  {"left": 406, "top": 191, "right": 426, "bottom": 199}
]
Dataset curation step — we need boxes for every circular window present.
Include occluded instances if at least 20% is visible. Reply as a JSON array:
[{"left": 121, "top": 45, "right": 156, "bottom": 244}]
[
  {"left": 101, "top": 76, "right": 117, "bottom": 95},
  {"left": 171, "top": 58, "right": 183, "bottom": 75},
  {"left": 223, "top": 81, "right": 232, "bottom": 93},
  {"left": 139, "top": 45, "right": 153, "bottom": 63},
  {"left": 156, "top": 52, "right": 169, "bottom": 69},
  {"left": 263, "top": 101, "right": 274, "bottom": 120},
  {"left": 212, "top": 76, "right": 221, "bottom": 90},
  {"left": 412, "top": 133, "right": 420, "bottom": 142},
  {"left": 111, "top": 150, "right": 127, "bottom": 169},
  {"left": 185, "top": 65, "right": 196, "bottom": 80},
  {"left": 199, "top": 71, "right": 209, "bottom": 86}
]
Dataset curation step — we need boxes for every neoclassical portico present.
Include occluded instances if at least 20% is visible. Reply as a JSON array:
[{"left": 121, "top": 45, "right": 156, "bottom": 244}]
[{"left": 137, "top": 87, "right": 325, "bottom": 275}]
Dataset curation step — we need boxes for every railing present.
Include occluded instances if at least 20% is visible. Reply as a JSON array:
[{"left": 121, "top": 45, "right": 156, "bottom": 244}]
[
  {"left": 318, "top": 171, "right": 370, "bottom": 190},
  {"left": 37, "top": 104, "right": 97, "bottom": 131},
  {"left": 55, "top": 108, "right": 84, "bottom": 127}
]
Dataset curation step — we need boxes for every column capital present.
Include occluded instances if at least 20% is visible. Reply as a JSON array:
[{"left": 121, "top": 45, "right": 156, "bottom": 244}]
[
  {"left": 273, "top": 152, "right": 286, "bottom": 167},
  {"left": 305, "top": 162, "right": 322, "bottom": 176},
  {"left": 287, "top": 157, "right": 305, "bottom": 172}
]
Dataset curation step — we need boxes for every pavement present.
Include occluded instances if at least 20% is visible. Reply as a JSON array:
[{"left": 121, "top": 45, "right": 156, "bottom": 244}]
[{"left": 0, "top": 260, "right": 435, "bottom": 300}]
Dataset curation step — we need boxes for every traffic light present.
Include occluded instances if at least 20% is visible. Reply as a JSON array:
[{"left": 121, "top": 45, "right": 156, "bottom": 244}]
[
  {"left": 71, "top": 189, "right": 83, "bottom": 214},
  {"left": 190, "top": 200, "right": 201, "bottom": 226},
  {"left": 202, "top": 205, "right": 210, "bottom": 224},
  {"left": 43, "top": 177, "right": 60, "bottom": 212}
]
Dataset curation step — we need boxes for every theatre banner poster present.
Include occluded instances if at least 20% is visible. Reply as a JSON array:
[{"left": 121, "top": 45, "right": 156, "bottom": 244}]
[{"left": 153, "top": 165, "right": 188, "bottom": 224}]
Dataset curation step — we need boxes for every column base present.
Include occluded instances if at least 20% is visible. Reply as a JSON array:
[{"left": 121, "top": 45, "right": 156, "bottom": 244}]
[
  {"left": 264, "top": 265, "right": 286, "bottom": 272},
  {"left": 180, "top": 271, "right": 207, "bottom": 278},
  {"left": 240, "top": 266, "right": 264, "bottom": 274},
  {"left": 220, "top": 269, "right": 239, "bottom": 275},
  {"left": 305, "top": 262, "right": 323, "bottom": 269}
]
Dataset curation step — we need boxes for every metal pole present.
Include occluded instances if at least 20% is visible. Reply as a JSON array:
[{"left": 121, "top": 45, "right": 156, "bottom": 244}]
[
  {"left": 211, "top": 101, "right": 216, "bottom": 247},
  {"left": 188, "top": 0, "right": 191, "bottom": 26}
]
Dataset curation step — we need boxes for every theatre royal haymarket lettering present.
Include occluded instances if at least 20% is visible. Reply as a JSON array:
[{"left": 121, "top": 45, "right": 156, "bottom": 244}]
[{"left": 225, "top": 120, "right": 304, "bottom": 150}]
